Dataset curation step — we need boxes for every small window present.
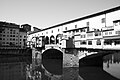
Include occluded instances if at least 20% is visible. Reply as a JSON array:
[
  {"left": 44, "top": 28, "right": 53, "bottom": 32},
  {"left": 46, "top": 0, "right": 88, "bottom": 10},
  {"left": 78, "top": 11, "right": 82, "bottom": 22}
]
[
  {"left": 105, "top": 32, "right": 108, "bottom": 35},
  {"left": 95, "top": 33, "right": 98, "bottom": 36},
  {"left": 97, "top": 40, "right": 101, "bottom": 45},
  {"left": 76, "top": 29, "right": 79, "bottom": 32},
  {"left": 81, "top": 35, "right": 85, "bottom": 38},
  {"left": 101, "top": 18, "right": 105, "bottom": 23},
  {"left": 2, "top": 42, "right": 5, "bottom": 44},
  {"left": 88, "top": 41, "right": 92, "bottom": 45},
  {"left": 80, "top": 40, "right": 86, "bottom": 45},
  {"left": 86, "top": 22, "right": 89, "bottom": 27},
  {"left": 87, "top": 33, "right": 93, "bottom": 37},
  {"left": 3, "top": 35, "right": 5, "bottom": 37},
  {"left": 10, "top": 29, "right": 12, "bottom": 31},
  {"left": 65, "top": 27, "right": 67, "bottom": 30},
  {"left": 58, "top": 29, "right": 59, "bottom": 32},
  {"left": 75, "top": 25, "right": 77, "bottom": 28},
  {"left": 116, "top": 31, "right": 120, "bottom": 35},
  {"left": 81, "top": 29, "right": 86, "bottom": 32},
  {"left": 98, "top": 32, "right": 101, "bottom": 36},
  {"left": 104, "top": 39, "right": 112, "bottom": 45},
  {"left": 109, "top": 32, "right": 112, "bottom": 34},
  {"left": 51, "top": 30, "right": 53, "bottom": 33}
]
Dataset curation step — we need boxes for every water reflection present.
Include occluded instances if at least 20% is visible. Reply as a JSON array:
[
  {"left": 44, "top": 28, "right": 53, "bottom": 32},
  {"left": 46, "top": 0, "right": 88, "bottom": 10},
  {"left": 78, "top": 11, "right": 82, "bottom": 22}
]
[
  {"left": 1, "top": 50, "right": 120, "bottom": 80},
  {"left": 0, "top": 56, "right": 31, "bottom": 80},
  {"left": 79, "top": 51, "right": 120, "bottom": 80},
  {"left": 103, "top": 52, "right": 120, "bottom": 79},
  {"left": 62, "top": 67, "right": 79, "bottom": 80}
]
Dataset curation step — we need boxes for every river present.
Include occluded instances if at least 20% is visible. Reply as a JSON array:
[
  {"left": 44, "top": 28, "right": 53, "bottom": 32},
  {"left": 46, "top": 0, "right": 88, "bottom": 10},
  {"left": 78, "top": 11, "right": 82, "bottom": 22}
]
[{"left": 0, "top": 50, "right": 120, "bottom": 80}]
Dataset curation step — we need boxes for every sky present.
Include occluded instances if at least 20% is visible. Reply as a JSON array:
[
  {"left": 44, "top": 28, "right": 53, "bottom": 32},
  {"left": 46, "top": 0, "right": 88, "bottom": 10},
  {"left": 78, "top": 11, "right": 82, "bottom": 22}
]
[{"left": 0, "top": 0, "right": 120, "bottom": 29}]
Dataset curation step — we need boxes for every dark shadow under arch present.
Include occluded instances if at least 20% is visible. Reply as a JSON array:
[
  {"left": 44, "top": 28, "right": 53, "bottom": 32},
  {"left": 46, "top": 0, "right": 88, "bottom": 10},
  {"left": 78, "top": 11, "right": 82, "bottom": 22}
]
[{"left": 42, "top": 48, "right": 63, "bottom": 75}]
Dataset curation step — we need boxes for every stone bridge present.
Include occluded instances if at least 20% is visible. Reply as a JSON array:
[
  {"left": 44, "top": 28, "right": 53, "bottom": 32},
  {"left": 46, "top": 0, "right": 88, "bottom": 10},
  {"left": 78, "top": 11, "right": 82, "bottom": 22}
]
[{"left": 32, "top": 46, "right": 120, "bottom": 80}]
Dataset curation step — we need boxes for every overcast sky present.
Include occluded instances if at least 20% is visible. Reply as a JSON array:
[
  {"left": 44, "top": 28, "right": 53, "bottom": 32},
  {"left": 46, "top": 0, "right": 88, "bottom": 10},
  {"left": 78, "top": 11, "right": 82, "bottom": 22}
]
[{"left": 0, "top": 0, "right": 120, "bottom": 29}]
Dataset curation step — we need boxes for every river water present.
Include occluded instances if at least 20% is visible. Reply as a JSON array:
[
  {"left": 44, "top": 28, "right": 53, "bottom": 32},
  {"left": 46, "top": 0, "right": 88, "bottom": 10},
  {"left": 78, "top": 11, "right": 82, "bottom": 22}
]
[
  {"left": 103, "top": 52, "right": 120, "bottom": 79},
  {"left": 0, "top": 56, "right": 32, "bottom": 80},
  {"left": 0, "top": 50, "right": 120, "bottom": 80}
]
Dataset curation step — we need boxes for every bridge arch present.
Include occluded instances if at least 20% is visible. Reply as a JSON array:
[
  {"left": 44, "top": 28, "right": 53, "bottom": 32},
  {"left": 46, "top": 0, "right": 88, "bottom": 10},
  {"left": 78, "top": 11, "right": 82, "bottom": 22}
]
[
  {"left": 79, "top": 53, "right": 103, "bottom": 67},
  {"left": 42, "top": 48, "right": 63, "bottom": 75},
  {"left": 78, "top": 51, "right": 118, "bottom": 79},
  {"left": 78, "top": 50, "right": 115, "bottom": 71}
]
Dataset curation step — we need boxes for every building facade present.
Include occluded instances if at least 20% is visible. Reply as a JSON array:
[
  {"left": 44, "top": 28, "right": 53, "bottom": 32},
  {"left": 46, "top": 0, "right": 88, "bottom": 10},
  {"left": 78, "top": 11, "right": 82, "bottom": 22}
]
[
  {"left": 28, "top": 6, "right": 120, "bottom": 50},
  {"left": 0, "top": 22, "right": 29, "bottom": 49}
]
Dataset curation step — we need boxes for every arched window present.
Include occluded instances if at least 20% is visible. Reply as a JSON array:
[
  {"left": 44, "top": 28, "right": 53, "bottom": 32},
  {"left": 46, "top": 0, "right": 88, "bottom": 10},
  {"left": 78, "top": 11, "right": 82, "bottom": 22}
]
[
  {"left": 50, "top": 35, "right": 55, "bottom": 44},
  {"left": 45, "top": 36, "right": 49, "bottom": 44},
  {"left": 56, "top": 34, "right": 62, "bottom": 44}
]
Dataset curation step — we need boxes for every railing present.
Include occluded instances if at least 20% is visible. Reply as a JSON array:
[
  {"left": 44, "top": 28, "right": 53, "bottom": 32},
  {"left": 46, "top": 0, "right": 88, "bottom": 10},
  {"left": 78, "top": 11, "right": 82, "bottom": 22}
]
[{"left": 102, "top": 26, "right": 114, "bottom": 31}]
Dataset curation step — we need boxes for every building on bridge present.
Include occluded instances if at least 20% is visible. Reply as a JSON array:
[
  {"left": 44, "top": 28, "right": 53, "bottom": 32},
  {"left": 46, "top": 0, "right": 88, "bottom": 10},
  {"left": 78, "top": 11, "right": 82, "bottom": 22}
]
[{"left": 27, "top": 6, "right": 120, "bottom": 50}]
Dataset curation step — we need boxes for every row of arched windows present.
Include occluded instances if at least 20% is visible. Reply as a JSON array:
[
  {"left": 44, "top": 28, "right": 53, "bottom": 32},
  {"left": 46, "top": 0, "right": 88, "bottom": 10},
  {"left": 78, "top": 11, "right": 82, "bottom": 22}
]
[
  {"left": 45, "top": 34, "right": 61, "bottom": 44},
  {"left": 31, "top": 34, "right": 62, "bottom": 47}
]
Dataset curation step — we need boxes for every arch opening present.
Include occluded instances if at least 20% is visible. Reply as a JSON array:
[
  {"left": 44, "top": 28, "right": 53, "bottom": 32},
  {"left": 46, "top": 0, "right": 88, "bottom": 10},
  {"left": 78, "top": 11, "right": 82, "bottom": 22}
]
[
  {"left": 45, "top": 36, "right": 49, "bottom": 44},
  {"left": 79, "top": 52, "right": 120, "bottom": 80},
  {"left": 50, "top": 35, "right": 55, "bottom": 44},
  {"left": 42, "top": 48, "right": 63, "bottom": 75},
  {"left": 56, "top": 34, "right": 62, "bottom": 44}
]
